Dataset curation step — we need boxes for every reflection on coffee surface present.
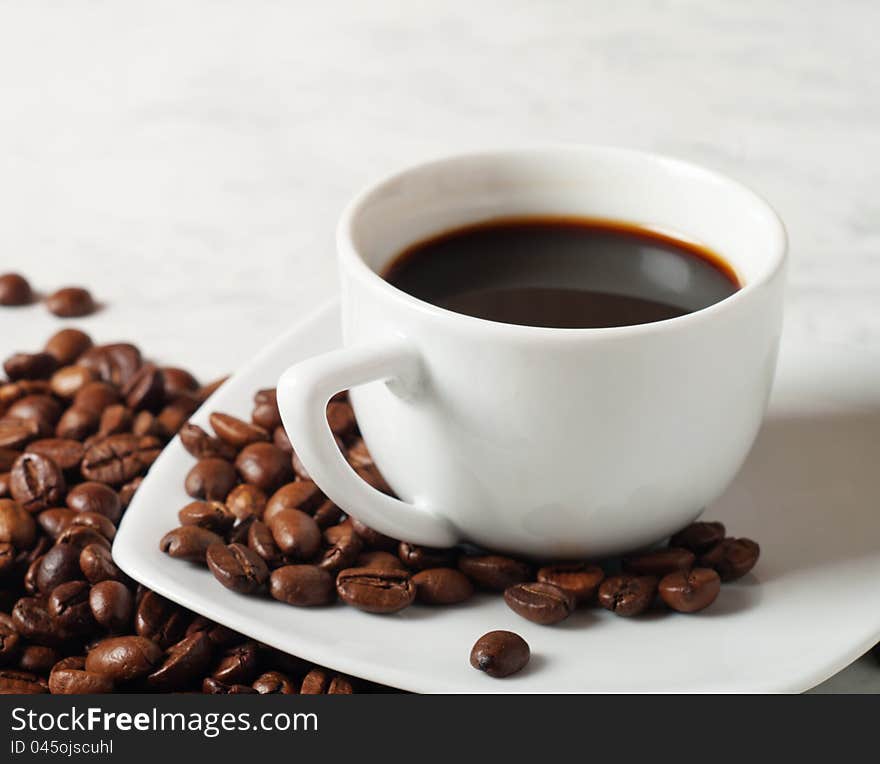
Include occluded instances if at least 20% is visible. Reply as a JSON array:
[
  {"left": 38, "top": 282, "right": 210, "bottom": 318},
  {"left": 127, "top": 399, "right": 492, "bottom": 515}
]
[{"left": 383, "top": 217, "right": 740, "bottom": 328}]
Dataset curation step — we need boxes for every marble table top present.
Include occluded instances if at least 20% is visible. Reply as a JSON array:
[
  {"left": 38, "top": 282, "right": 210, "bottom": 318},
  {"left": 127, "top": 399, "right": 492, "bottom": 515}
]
[{"left": 0, "top": 0, "right": 876, "bottom": 692}]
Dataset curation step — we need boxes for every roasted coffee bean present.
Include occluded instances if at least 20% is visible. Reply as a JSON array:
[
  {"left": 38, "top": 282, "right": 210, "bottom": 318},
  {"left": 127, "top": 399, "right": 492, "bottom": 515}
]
[
  {"left": 290, "top": 449, "right": 311, "bottom": 480},
  {"left": 135, "top": 591, "right": 191, "bottom": 649},
  {"left": 185, "top": 458, "right": 238, "bottom": 501},
  {"left": 398, "top": 542, "right": 457, "bottom": 571},
  {"left": 48, "top": 580, "right": 96, "bottom": 635},
  {"left": 658, "top": 568, "right": 721, "bottom": 612},
  {"left": 37, "top": 507, "right": 75, "bottom": 539},
  {"left": 299, "top": 668, "right": 353, "bottom": 694},
  {"left": 131, "top": 411, "right": 163, "bottom": 438},
  {"left": 179, "top": 423, "right": 237, "bottom": 461},
  {"left": 212, "top": 641, "right": 259, "bottom": 684},
  {"left": 264, "top": 480, "right": 324, "bottom": 523},
  {"left": 147, "top": 632, "right": 213, "bottom": 691},
  {"left": 252, "top": 404, "right": 281, "bottom": 433},
  {"left": 235, "top": 443, "right": 292, "bottom": 493},
  {"left": 46, "top": 287, "right": 96, "bottom": 318},
  {"left": 504, "top": 582, "right": 575, "bottom": 625},
  {"left": 253, "top": 670, "right": 296, "bottom": 694},
  {"left": 326, "top": 401, "right": 356, "bottom": 437},
  {"left": 18, "top": 645, "right": 59, "bottom": 675},
  {"left": 0, "top": 417, "right": 39, "bottom": 449},
  {"left": 313, "top": 499, "right": 342, "bottom": 529},
  {"left": 0, "top": 273, "right": 33, "bottom": 305},
  {"left": 670, "top": 521, "right": 726, "bottom": 553},
  {"left": 0, "top": 498, "right": 37, "bottom": 547},
  {"left": 270, "top": 565, "right": 335, "bottom": 606},
  {"left": 36, "top": 543, "right": 81, "bottom": 593},
  {"left": 85, "top": 636, "right": 162, "bottom": 682},
  {"left": 57, "top": 523, "right": 111, "bottom": 550},
  {"left": 622, "top": 547, "right": 696, "bottom": 577},
  {"left": 161, "top": 368, "right": 199, "bottom": 399},
  {"left": 470, "top": 631, "right": 530, "bottom": 678},
  {"left": 157, "top": 397, "right": 199, "bottom": 436},
  {"left": 12, "top": 597, "right": 64, "bottom": 646},
  {"left": 0, "top": 617, "right": 21, "bottom": 664},
  {"left": 81, "top": 434, "right": 161, "bottom": 486},
  {"left": 225, "top": 483, "right": 267, "bottom": 521},
  {"left": 268, "top": 508, "right": 321, "bottom": 561},
  {"left": 122, "top": 364, "right": 165, "bottom": 412},
  {"left": 4, "top": 352, "right": 58, "bottom": 381},
  {"left": 206, "top": 543, "right": 269, "bottom": 594},
  {"left": 49, "top": 667, "right": 114, "bottom": 694},
  {"left": 458, "top": 554, "right": 532, "bottom": 591},
  {"left": 0, "top": 668, "right": 48, "bottom": 693},
  {"left": 98, "top": 404, "right": 133, "bottom": 436},
  {"left": 66, "top": 482, "right": 121, "bottom": 522},
  {"left": 79, "top": 344, "right": 141, "bottom": 387},
  {"left": 55, "top": 407, "right": 99, "bottom": 440},
  {"left": 73, "top": 381, "right": 119, "bottom": 415},
  {"left": 210, "top": 412, "right": 269, "bottom": 448},
  {"left": 89, "top": 580, "right": 133, "bottom": 632},
  {"left": 50, "top": 365, "right": 97, "bottom": 399},
  {"left": 24, "top": 555, "right": 43, "bottom": 594},
  {"left": 0, "top": 542, "right": 15, "bottom": 576},
  {"left": 598, "top": 575, "right": 658, "bottom": 617},
  {"left": 26, "top": 438, "right": 84, "bottom": 472},
  {"left": 79, "top": 543, "right": 124, "bottom": 584},
  {"left": 354, "top": 464, "right": 393, "bottom": 495},
  {"left": 160, "top": 525, "right": 223, "bottom": 564},
  {"left": 10, "top": 453, "right": 66, "bottom": 513},
  {"left": 346, "top": 438, "right": 373, "bottom": 468},
  {"left": 118, "top": 477, "right": 142, "bottom": 509},
  {"left": 318, "top": 524, "right": 362, "bottom": 572},
  {"left": 8, "top": 395, "right": 62, "bottom": 436},
  {"left": 271, "top": 426, "right": 292, "bottom": 455},
  {"left": 186, "top": 618, "right": 244, "bottom": 650},
  {"left": 336, "top": 567, "right": 415, "bottom": 614},
  {"left": 247, "top": 520, "right": 284, "bottom": 566},
  {"left": 0, "top": 472, "right": 10, "bottom": 497},
  {"left": 202, "top": 677, "right": 256, "bottom": 694},
  {"left": 699, "top": 537, "right": 760, "bottom": 581},
  {"left": 227, "top": 516, "right": 255, "bottom": 546},
  {"left": 45, "top": 328, "right": 93, "bottom": 365},
  {"left": 536, "top": 563, "right": 605, "bottom": 604},
  {"left": 412, "top": 567, "right": 474, "bottom": 605},
  {"left": 349, "top": 517, "right": 398, "bottom": 552},
  {"left": 356, "top": 550, "right": 407, "bottom": 571},
  {"left": 68, "top": 511, "right": 116, "bottom": 541},
  {"left": 178, "top": 500, "right": 235, "bottom": 532}
]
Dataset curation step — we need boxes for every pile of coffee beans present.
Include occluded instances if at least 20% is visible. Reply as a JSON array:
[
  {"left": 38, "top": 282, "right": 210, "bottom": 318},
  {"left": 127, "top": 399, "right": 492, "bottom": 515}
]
[
  {"left": 160, "top": 387, "right": 761, "bottom": 680},
  {"left": 0, "top": 327, "right": 368, "bottom": 694},
  {"left": 0, "top": 272, "right": 96, "bottom": 317}
]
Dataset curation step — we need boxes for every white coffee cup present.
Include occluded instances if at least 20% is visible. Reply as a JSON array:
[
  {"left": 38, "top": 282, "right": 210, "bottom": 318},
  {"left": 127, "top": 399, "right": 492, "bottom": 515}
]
[{"left": 277, "top": 146, "right": 787, "bottom": 558}]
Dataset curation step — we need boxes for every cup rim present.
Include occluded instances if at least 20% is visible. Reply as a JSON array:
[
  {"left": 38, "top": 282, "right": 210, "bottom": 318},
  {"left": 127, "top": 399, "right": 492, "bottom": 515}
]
[{"left": 336, "top": 144, "right": 788, "bottom": 338}]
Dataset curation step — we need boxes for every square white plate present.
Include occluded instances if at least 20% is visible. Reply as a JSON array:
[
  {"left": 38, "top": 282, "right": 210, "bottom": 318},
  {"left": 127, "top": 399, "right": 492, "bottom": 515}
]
[{"left": 114, "top": 300, "right": 880, "bottom": 692}]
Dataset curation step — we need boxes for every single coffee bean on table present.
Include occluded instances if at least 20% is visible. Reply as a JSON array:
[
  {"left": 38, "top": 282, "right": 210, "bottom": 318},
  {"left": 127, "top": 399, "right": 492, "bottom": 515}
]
[
  {"left": 470, "top": 631, "right": 530, "bottom": 678},
  {"left": 0, "top": 272, "right": 33, "bottom": 306},
  {"left": 45, "top": 286, "right": 96, "bottom": 318}
]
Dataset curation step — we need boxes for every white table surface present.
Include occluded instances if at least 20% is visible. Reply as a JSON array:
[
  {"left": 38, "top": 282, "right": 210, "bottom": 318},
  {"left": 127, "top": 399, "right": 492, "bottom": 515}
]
[{"left": 0, "top": 1, "right": 876, "bottom": 692}]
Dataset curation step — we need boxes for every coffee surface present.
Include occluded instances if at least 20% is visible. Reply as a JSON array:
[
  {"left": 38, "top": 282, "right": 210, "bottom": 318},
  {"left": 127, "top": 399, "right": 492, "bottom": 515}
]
[{"left": 383, "top": 218, "right": 740, "bottom": 328}]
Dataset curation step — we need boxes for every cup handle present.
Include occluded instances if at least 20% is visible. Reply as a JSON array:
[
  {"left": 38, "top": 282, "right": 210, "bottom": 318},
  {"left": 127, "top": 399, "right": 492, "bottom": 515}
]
[{"left": 276, "top": 339, "right": 459, "bottom": 547}]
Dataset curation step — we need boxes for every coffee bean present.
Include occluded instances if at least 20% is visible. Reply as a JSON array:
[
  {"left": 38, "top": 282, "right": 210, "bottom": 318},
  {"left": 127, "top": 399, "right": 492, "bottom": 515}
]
[
  {"left": 356, "top": 550, "right": 406, "bottom": 570},
  {"left": 48, "top": 580, "right": 96, "bottom": 635},
  {"left": 225, "top": 483, "right": 267, "bottom": 521},
  {"left": 273, "top": 426, "right": 293, "bottom": 454},
  {"left": 4, "top": 352, "right": 58, "bottom": 382},
  {"left": 9, "top": 453, "right": 66, "bottom": 513},
  {"left": 50, "top": 366, "right": 97, "bottom": 399},
  {"left": 49, "top": 667, "right": 114, "bottom": 694},
  {"left": 66, "top": 482, "right": 121, "bottom": 522},
  {"left": 98, "top": 404, "right": 133, "bottom": 436},
  {"left": 131, "top": 411, "right": 163, "bottom": 438},
  {"left": 57, "top": 524, "right": 110, "bottom": 551},
  {"left": 185, "top": 618, "right": 244, "bottom": 650},
  {"left": 299, "top": 668, "right": 330, "bottom": 694},
  {"left": 135, "top": 591, "right": 191, "bottom": 649},
  {"left": 0, "top": 498, "right": 37, "bottom": 547},
  {"left": 318, "top": 524, "right": 362, "bottom": 572},
  {"left": 206, "top": 543, "right": 269, "bottom": 594},
  {"left": 699, "top": 537, "right": 760, "bottom": 581},
  {"left": 36, "top": 507, "right": 74, "bottom": 539},
  {"left": 264, "top": 480, "right": 324, "bottom": 523},
  {"left": 0, "top": 668, "right": 48, "bottom": 693},
  {"left": 36, "top": 543, "right": 82, "bottom": 593},
  {"left": 160, "top": 525, "right": 223, "bottom": 564},
  {"left": 669, "top": 521, "right": 726, "bottom": 553},
  {"left": 458, "top": 554, "right": 532, "bottom": 591},
  {"left": 46, "top": 287, "right": 96, "bottom": 318},
  {"left": 73, "top": 381, "right": 120, "bottom": 415},
  {"left": 208, "top": 641, "right": 259, "bottom": 685},
  {"left": 252, "top": 400, "right": 281, "bottom": 433},
  {"left": 55, "top": 407, "right": 99, "bottom": 440},
  {"left": 504, "top": 581, "right": 575, "bottom": 625},
  {"left": 147, "top": 632, "right": 213, "bottom": 691},
  {"left": 7, "top": 395, "right": 62, "bottom": 436},
  {"left": 68, "top": 511, "right": 116, "bottom": 541},
  {"left": 398, "top": 542, "right": 457, "bottom": 571},
  {"left": 122, "top": 364, "right": 165, "bottom": 412},
  {"left": 0, "top": 617, "right": 21, "bottom": 664},
  {"left": 24, "top": 556, "right": 43, "bottom": 594},
  {"left": 118, "top": 476, "right": 142, "bottom": 509},
  {"left": 268, "top": 508, "right": 321, "bottom": 561},
  {"left": 44, "top": 329, "right": 93, "bottom": 366},
  {"left": 0, "top": 542, "right": 15, "bottom": 576},
  {"left": 598, "top": 575, "right": 658, "bottom": 617},
  {"left": 202, "top": 677, "right": 256, "bottom": 694},
  {"left": 235, "top": 443, "right": 292, "bottom": 493},
  {"left": 336, "top": 567, "right": 415, "bottom": 614},
  {"left": 161, "top": 368, "right": 199, "bottom": 399},
  {"left": 270, "top": 565, "right": 335, "bottom": 606},
  {"left": 227, "top": 515, "right": 254, "bottom": 546},
  {"left": 26, "top": 438, "right": 84, "bottom": 472},
  {"left": 246, "top": 520, "right": 284, "bottom": 566},
  {"left": 470, "top": 631, "right": 530, "bottom": 678},
  {"left": 178, "top": 500, "right": 235, "bottom": 532},
  {"left": 0, "top": 417, "right": 39, "bottom": 449},
  {"left": 210, "top": 412, "right": 269, "bottom": 448},
  {"left": 253, "top": 670, "right": 296, "bottom": 694},
  {"left": 185, "top": 458, "right": 238, "bottom": 501},
  {"left": 412, "top": 567, "right": 474, "bottom": 605},
  {"left": 18, "top": 645, "right": 60, "bottom": 675},
  {"left": 354, "top": 464, "right": 393, "bottom": 495},
  {"left": 86, "top": 636, "right": 162, "bottom": 682},
  {"left": 79, "top": 543, "right": 124, "bottom": 584},
  {"left": 622, "top": 547, "right": 696, "bottom": 577},
  {"left": 346, "top": 438, "right": 373, "bottom": 468},
  {"left": 179, "top": 423, "right": 237, "bottom": 461},
  {"left": 157, "top": 397, "right": 199, "bottom": 436},
  {"left": 12, "top": 597, "right": 65, "bottom": 646},
  {"left": 0, "top": 273, "right": 33, "bottom": 306},
  {"left": 0, "top": 471, "right": 10, "bottom": 497},
  {"left": 313, "top": 499, "right": 342, "bottom": 529},
  {"left": 658, "top": 568, "right": 721, "bottom": 612},
  {"left": 536, "top": 563, "right": 605, "bottom": 604},
  {"left": 89, "top": 580, "right": 133, "bottom": 632},
  {"left": 81, "top": 434, "right": 161, "bottom": 486},
  {"left": 350, "top": 517, "right": 398, "bottom": 552}
]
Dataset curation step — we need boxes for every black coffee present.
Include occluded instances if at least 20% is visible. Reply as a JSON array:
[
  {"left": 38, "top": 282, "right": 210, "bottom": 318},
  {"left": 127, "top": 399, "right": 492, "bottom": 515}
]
[{"left": 383, "top": 217, "right": 740, "bottom": 328}]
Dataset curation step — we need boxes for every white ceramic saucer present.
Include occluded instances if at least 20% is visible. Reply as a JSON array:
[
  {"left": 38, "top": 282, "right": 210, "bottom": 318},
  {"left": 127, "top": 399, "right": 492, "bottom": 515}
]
[{"left": 114, "top": 300, "right": 880, "bottom": 693}]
